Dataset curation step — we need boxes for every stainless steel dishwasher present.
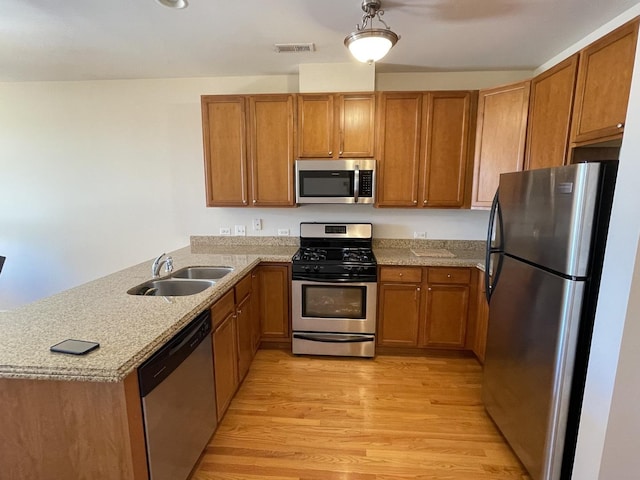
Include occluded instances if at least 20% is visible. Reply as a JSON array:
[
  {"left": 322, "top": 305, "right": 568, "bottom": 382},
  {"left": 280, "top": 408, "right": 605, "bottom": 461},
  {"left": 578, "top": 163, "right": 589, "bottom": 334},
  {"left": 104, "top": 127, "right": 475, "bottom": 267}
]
[{"left": 138, "top": 310, "right": 217, "bottom": 480}]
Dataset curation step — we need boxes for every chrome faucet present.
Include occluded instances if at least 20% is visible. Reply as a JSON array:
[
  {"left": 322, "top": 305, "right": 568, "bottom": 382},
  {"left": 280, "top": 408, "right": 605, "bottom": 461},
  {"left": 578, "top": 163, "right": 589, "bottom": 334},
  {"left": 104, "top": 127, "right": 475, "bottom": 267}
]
[{"left": 151, "top": 253, "right": 173, "bottom": 278}]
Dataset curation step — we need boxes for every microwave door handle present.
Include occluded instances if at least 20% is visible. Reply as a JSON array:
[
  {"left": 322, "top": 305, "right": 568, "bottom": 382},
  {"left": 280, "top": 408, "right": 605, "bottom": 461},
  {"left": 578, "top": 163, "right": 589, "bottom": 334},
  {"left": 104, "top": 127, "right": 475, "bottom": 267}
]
[{"left": 354, "top": 164, "right": 360, "bottom": 203}]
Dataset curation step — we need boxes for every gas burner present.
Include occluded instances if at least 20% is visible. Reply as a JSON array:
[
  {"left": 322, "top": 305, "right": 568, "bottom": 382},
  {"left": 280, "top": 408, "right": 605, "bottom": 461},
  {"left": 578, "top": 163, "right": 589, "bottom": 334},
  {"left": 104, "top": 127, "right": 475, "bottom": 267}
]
[
  {"left": 342, "top": 249, "right": 373, "bottom": 263},
  {"left": 298, "top": 248, "right": 327, "bottom": 262}
]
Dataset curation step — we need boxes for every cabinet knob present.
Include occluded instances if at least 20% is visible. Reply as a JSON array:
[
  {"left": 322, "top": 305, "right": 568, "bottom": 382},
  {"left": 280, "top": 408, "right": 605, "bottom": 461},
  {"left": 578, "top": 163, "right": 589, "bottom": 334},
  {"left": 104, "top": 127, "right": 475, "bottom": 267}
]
[
  {"left": 447, "top": 274, "right": 451, "bottom": 278},
  {"left": 617, "top": 123, "right": 624, "bottom": 129},
  {"left": 238, "top": 309, "right": 242, "bottom": 314},
  {"left": 417, "top": 287, "right": 421, "bottom": 292},
  {"left": 399, "top": 273, "right": 403, "bottom": 277},
  {"left": 413, "top": 200, "right": 418, "bottom": 205},
  {"left": 423, "top": 200, "right": 428, "bottom": 205},
  {"left": 328, "top": 151, "right": 333, "bottom": 156},
  {"left": 253, "top": 199, "right": 257, "bottom": 204},
  {"left": 243, "top": 200, "right": 247, "bottom": 205},
  {"left": 428, "top": 287, "right": 432, "bottom": 291}
]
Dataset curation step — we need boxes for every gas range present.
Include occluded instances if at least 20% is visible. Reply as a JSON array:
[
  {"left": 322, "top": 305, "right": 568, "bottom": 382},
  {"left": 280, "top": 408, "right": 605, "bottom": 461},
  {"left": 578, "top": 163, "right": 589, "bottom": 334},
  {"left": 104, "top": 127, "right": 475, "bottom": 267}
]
[
  {"left": 291, "top": 222, "right": 378, "bottom": 358},
  {"left": 291, "top": 223, "right": 377, "bottom": 281}
]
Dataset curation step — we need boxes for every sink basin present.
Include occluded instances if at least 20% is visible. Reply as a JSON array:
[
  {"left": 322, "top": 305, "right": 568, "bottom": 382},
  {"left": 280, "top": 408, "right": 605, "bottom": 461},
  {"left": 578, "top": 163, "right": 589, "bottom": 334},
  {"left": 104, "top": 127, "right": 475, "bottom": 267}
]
[
  {"left": 170, "top": 266, "right": 234, "bottom": 280},
  {"left": 128, "top": 279, "right": 215, "bottom": 296}
]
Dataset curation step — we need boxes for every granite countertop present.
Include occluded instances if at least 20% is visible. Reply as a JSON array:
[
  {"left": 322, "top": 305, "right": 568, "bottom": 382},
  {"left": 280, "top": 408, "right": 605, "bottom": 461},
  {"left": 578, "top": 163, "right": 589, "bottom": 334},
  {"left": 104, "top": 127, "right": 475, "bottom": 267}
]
[
  {"left": 0, "top": 236, "right": 486, "bottom": 383},
  {"left": 0, "top": 242, "right": 297, "bottom": 383}
]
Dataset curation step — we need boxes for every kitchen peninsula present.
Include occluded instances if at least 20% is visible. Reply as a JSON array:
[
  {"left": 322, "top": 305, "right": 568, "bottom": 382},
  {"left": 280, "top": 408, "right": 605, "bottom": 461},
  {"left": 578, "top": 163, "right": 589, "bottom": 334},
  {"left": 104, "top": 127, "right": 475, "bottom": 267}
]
[{"left": 0, "top": 237, "right": 484, "bottom": 479}]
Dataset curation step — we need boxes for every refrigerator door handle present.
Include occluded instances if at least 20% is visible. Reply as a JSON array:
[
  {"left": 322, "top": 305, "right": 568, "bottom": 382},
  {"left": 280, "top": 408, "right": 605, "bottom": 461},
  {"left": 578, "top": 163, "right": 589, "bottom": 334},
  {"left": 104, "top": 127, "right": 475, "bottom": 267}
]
[{"left": 485, "top": 189, "right": 503, "bottom": 303}]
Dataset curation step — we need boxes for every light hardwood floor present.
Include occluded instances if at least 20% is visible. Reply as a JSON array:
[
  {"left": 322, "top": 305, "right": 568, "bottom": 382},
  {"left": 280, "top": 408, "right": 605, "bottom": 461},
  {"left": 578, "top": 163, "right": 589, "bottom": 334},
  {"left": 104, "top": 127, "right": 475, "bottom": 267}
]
[{"left": 193, "top": 349, "right": 531, "bottom": 480}]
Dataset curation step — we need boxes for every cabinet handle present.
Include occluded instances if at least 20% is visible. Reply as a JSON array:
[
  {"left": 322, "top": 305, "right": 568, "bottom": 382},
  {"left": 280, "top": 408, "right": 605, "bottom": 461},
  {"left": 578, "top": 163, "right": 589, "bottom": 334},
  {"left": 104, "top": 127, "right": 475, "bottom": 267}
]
[{"left": 617, "top": 123, "right": 624, "bottom": 129}]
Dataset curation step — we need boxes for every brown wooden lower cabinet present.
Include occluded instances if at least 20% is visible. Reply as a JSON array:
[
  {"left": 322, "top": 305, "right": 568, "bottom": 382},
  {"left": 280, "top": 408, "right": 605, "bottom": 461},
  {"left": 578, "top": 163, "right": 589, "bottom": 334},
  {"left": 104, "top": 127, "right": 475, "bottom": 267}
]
[
  {"left": 256, "top": 263, "right": 291, "bottom": 344},
  {"left": 377, "top": 266, "right": 474, "bottom": 352},
  {"left": 473, "top": 271, "right": 490, "bottom": 364},
  {"left": 0, "top": 373, "right": 148, "bottom": 480},
  {"left": 377, "top": 282, "right": 422, "bottom": 346},
  {"left": 212, "top": 306, "right": 238, "bottom": 420}
]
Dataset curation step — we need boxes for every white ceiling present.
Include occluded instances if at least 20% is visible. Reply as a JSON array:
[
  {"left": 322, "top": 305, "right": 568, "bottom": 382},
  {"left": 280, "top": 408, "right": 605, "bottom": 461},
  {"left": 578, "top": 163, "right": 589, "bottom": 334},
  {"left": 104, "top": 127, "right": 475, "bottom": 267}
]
[{"left": 1, "top": 0, "right": 639, "bottom": 82}]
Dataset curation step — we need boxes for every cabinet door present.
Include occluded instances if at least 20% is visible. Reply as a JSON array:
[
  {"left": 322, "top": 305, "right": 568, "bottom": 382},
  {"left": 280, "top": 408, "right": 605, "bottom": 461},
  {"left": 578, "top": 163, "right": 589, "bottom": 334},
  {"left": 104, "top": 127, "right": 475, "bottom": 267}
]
[
  {"left": 212, "top": 312, "right": 238, "bottom": 419},
  {"left": 376, "top": 92, "right": 423, "bottom": 207},
  {"left": 420, "top": 91, "right": 476, "bottom": 208},
  {"left": 377, "top": 283, "right": 421, "bottom": 347},
  {"left": 571, "top": 19, "right": 639, "bottom": 145},
  {"left": 471, "top": 81, "right": 530, "bottom": 208},
  {"left": 257, "top": 264, "right": 291, "bottom": 341},
  {"left": 338, "top": 94, "right": 375, "bottom": 157},
  {"left": 423, "top": 284, "right": 470, "bottom": 349},
  {"left": 201, "top": 96, "right": 248, "bottom": 206},
  {"left": 248, "top": 95, "right": 296, "bottom": 206},
  {"left": 297, "top": 94, "right": 334, "bottom": 158},
  {"left": 525, "top": 55, "right": 579, "bottom": 170},
  {"left": 236, "top": 293, "right": 253, "bottom": 382}
]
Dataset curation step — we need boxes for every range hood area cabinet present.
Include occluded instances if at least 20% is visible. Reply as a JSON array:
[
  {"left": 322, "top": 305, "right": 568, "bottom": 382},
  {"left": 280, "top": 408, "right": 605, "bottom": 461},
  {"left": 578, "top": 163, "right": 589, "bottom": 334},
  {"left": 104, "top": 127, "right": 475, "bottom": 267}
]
[
  {"left": 296, "top": 93, "right": 375, "bottom": 159},
  {"left": 201, "top": 94, "right": 296, "bottom": 207},
  {"left": 375, "top": 91, "right": 478, "bottom": 208}
]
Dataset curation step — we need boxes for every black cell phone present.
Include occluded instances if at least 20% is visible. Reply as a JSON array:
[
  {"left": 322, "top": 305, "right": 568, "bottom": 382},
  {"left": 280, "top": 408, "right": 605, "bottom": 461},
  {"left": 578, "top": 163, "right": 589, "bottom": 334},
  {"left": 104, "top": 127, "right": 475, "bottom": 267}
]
[{"left": 50, "top": 339, "right": 100, "bottom": 355}]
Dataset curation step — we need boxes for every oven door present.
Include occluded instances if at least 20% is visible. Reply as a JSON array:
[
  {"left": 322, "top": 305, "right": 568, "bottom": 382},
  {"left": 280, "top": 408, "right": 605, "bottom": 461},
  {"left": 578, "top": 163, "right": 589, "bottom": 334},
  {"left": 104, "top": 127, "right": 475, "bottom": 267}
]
[{"left": 292, "top": 279, "right": 377, "bottom": 334}]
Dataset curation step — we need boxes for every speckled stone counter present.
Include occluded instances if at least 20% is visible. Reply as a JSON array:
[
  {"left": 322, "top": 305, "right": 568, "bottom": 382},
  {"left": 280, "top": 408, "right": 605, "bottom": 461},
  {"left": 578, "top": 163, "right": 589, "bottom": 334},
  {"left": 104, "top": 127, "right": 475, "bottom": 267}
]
[
  {"left": 0, "top": 243, "right": 296, "bottom": 383},
  {"left": 374, "top": 239, "right": 485, "bottom": 268},
  {"left": 0, "top": 236, "right": 487, "bottom": 383}
]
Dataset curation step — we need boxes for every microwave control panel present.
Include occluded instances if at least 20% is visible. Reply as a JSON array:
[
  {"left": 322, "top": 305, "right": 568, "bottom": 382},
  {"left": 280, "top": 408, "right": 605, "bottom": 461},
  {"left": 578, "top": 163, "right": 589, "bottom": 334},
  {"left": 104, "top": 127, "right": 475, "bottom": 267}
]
[{"left": 359, "top": 171, "right": 374, "bottom": 197}]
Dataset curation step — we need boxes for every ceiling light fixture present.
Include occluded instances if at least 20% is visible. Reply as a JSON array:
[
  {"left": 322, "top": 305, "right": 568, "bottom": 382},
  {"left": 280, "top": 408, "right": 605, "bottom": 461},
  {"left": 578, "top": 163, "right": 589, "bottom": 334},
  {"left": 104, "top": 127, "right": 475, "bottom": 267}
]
[
  {"left": 155, "top": 0, "right": 188, "bottom": 9},
  {"left": 344, "top": 0, "right": 399, "bottom": 64}
]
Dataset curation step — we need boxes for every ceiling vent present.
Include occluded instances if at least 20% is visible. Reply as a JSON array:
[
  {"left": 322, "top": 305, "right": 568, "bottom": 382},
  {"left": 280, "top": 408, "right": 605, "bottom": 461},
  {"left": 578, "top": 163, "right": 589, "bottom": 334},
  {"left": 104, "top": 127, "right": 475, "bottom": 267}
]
[{"left": 274, "top": 43, "right": 316, "bottom": 53}]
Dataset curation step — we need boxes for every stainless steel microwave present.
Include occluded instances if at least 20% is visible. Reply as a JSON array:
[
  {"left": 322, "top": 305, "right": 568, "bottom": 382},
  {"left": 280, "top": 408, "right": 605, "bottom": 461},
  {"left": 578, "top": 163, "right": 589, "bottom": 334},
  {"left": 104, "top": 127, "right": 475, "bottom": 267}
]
[{"left": 295, "top": 159, "right": 376, "bottom": 204}]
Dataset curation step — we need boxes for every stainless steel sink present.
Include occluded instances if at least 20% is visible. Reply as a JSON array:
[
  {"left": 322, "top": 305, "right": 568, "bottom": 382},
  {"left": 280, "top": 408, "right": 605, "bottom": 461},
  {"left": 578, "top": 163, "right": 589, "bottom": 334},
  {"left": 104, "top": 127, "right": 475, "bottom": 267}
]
[
  {"left": 127, "top": 278, "right": 216, "bottom": 296},
  {"left": 170, "top": 266, "right": 234, "bottom": 280}
]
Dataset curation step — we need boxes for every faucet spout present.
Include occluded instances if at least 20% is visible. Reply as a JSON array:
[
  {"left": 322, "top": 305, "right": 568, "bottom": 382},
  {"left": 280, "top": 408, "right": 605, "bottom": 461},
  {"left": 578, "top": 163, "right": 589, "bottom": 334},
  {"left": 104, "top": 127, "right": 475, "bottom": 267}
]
[{"left": 152, "top": 253, "right": 174, "bottom": 278}]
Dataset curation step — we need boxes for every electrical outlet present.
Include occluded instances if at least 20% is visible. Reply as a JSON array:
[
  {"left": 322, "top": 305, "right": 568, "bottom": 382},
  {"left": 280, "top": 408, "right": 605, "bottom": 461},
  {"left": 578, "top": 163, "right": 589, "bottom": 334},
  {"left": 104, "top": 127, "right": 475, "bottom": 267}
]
[
  {"left": 220, "top": 227, "right": 231, "bottom": 236},
  {"left": 234, "top": 225, "right": 246, "bottom": 236},
  {"left": 252, "top": 218, "right": 262, "bottom": 231},
  {"left": 413, "top": 231, "right": 427, "bottom": 239},
  {"left": 277, "top": 228, "right": 290, "bottom": 236}
]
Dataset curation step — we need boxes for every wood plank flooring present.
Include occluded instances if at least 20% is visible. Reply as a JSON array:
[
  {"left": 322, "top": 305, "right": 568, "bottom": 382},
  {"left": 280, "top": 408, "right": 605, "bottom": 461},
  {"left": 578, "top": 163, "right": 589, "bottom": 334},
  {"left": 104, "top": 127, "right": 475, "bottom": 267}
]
[{"left": 192, "top": 350, "right": 531, "bottom": 480}]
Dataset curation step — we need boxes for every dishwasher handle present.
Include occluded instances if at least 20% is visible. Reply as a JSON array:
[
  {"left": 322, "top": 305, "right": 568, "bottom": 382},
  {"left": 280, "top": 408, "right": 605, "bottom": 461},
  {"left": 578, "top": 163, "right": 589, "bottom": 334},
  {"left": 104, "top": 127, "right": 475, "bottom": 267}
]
[{"left": 138, "top": 310, "right": 212, "bottom": 397}]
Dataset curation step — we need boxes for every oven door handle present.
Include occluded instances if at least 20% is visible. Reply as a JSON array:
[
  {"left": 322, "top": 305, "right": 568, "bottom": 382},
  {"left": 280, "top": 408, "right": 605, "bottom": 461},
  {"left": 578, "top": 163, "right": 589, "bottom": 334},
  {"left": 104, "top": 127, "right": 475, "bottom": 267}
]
[
  {"left": 292, "top": 275, "right": 375, "bottom": 283},
  {"left": 293, "top": 333, "right": 374, "bottom": 343}
]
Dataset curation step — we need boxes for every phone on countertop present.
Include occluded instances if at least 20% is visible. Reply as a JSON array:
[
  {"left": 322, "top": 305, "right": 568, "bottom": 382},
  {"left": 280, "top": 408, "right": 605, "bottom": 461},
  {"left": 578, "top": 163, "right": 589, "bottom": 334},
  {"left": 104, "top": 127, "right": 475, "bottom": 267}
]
[{"left": 50, "top": 339, "right": 100, "bottom": 355}]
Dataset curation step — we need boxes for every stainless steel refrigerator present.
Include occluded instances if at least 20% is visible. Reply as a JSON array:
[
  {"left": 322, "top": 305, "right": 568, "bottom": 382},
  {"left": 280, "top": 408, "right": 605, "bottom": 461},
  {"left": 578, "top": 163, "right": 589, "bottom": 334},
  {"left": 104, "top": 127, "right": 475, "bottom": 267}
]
[{"left": 482, "top": 162, "right": 618, "bottom": 480}]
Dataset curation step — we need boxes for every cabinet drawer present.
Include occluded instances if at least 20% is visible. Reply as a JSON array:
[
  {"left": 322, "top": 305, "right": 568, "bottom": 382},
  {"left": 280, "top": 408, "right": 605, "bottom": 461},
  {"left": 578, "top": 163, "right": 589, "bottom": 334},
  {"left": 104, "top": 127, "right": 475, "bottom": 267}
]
[
  {"left": 379, "top": 267, "right": 422, "bottom": 283},
  {"left": 211, "top": 289, "right": 235, "bottom": 329},
  {"left": 235, "top": 272, "right": 252, "bottom": 302},
  {"left": 428, "top": 267, "right": 471, "bottom": 284}
]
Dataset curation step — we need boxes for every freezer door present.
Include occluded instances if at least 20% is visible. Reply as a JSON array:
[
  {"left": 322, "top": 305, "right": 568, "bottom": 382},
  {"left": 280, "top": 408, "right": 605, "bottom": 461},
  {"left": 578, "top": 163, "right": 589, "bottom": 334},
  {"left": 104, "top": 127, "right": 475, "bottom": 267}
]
[
  {"left": 499, "top": 163, "right": 601, "bottom": 277},
  {"left": 482, "top": 255, "right": 584, "bottom": 480}
]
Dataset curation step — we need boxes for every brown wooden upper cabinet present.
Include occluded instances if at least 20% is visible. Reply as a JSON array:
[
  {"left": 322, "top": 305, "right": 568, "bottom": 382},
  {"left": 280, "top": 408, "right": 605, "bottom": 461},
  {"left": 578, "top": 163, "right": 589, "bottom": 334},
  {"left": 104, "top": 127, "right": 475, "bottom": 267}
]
[
  {"left": 524, "top": 54, "right": 579, "bottom": 170},
  {"left": 471, "top": 81, "right": 530, "bottom": 208},
  {"left": 376, "top": 91, "right": 476, "bottom": 208},
  {"left": 201, "top": 94, "right": 296, "bottom": 207},
  {"left": 297, "top": 93, "right": 375, "bottom": 158},
  {"left": 571, "top": 18, "right": 639, "bottom": 146}
]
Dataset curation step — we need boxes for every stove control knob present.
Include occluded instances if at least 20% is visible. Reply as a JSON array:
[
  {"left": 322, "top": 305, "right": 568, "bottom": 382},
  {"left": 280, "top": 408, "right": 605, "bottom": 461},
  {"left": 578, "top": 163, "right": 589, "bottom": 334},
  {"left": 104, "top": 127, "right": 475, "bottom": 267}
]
[
  {"left": 345, "top": 265, "right": 353, "bottom": 271},
  {"left": 303, "top": 265, "right": 311, "bottom": 272},
  {"left": 313, "top": 265, "right": 320, "bottom": 272}
]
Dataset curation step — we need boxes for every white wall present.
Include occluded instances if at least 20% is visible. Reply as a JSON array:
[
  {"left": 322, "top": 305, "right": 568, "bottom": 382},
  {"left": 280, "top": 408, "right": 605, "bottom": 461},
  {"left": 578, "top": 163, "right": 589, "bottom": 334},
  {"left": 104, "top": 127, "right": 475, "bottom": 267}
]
[
  {"left": 598, "top": 238, "right": 640, "bottom": 479},
  {"left": 2, "top": 70, "right": 532, "bottom": 310}
]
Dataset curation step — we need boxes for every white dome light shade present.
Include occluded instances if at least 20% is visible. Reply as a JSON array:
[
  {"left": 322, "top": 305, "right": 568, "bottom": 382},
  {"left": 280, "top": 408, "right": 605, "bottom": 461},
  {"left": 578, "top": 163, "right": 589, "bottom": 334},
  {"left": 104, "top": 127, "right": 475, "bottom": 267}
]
[
  {"left": 344, "top": 29, "right": 399, "bottom": 63},
  {"left": 155, "top": 0, "right": 188, "bottom": 8}
]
